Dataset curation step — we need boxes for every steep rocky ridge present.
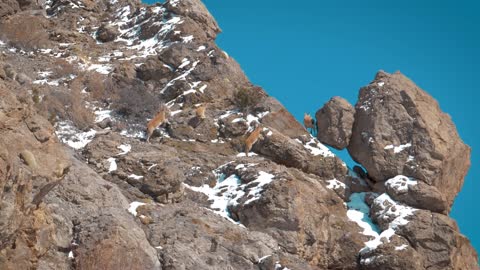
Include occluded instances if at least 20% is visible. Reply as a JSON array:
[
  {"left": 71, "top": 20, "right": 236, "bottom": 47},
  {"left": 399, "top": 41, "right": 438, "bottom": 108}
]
[
  {"left": 0, "top": 0, "right": 477, "bottom": 269},
  {"left": 317, "top": 71, "right": 477, "bottom": 269}
]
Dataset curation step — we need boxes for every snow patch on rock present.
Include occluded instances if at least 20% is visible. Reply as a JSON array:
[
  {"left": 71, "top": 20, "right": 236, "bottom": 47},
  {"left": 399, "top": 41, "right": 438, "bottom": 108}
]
[
  {"left": 184, "top": 170, "right": 275, "bottom": 225},
  {"left": 326, "top": 179, "right": 346, "bottom": 190},
  {"left": 128, "top": 201, "right": 146, "bottom": 217},
  {"left": 385, "top": 175, "right": 418, "bottom": 193},
  {"left": 94, "top": 109, "right": 112, "bottom": 123},
  {"left": 346, "top": 192, "right": 416, "bottom": 255},
  {"left": 55, "top": 121, "right": 96, "bottom": 150},
  {"left": 384, "top": 143, "right": 412, "bottom": 153},
  {"left": 296, "top": 137, "right": 335, "bottom": 158},
  {"left": 117, "top": 144, "right": 132, "bottom": 155},
  {"left": 128, "top": 174, "right": 144, "bottom": 180},
  {"left": 107, "top": 158, "right": 117, "bottom": 173}
]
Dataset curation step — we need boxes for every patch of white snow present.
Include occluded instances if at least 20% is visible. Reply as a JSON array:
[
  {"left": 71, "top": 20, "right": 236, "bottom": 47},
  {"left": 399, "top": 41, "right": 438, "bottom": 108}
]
[
  {"left": 128, "top": 201, "right": 146, "bottom": 216},
  {"left": 326, "top": 179, "right": 346, "bottom": 190},
  {"left": 107, "top": 158, "right": 117, "bottom": 172},
  {"left": 384, "top": 143, "right": 412, "bottom": 153},
  {"left": 385, "top": 175, "right": 418, "bottom": 193},
  {"left": 117, "top": 144, "right": 131, "bottom": 155},
  {"left": 55, "top": 121, "right": 96, "bottom": 150},
  {"left": 128, "top": 174, "right": 144, "bottom": 180}
]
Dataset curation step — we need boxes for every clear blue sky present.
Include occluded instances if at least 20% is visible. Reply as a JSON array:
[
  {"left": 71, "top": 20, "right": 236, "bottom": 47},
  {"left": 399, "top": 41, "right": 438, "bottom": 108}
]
[{"left": 146, "top": 0, "right": 479, "bottom": 253}]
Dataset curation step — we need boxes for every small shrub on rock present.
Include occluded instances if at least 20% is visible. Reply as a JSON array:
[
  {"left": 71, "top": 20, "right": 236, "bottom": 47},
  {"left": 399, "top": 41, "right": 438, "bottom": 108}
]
[{"left": 233, "top": 86, "right": 266, "bottom": 112}]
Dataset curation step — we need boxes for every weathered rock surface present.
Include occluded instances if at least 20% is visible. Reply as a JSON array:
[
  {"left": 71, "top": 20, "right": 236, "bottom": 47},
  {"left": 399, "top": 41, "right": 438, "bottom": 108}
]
[
  {"left": 75, "top": 209, "right": 161, "bottom": 270},
  {"left": 316, "top": 74, "right": 477, "bottom": 268},
  {"left": 315, "top": 96, "right": 355, "bottom": 149},
  {"left": 0, "top": 0, "right": 19, "bottom": 18},
  {"left": 397, "top": 210, "right": 479, "bottom": 270},
  {"left": 96, "top": 24, "right": 120, "bottom": 43},
  {"left": 348, "top": 71, "right": 470, "bottom": 209},
  {"left": 255, "top": 131, "right": 348, "bottom": 179},
  {"left": 358, "top": 233, "right": 425, "bottom": 270},
  {"left": 226, "top": 163, "right": 366, "bottom": 269},
  {"left": 0, "top": 0, "right": 477, "bottom": 269},
  {"left": 385, "top": 175, "right": 448, "bottom": 213},
  {"left": 165, "top": 0, "right": 221, "bottom": 40}
]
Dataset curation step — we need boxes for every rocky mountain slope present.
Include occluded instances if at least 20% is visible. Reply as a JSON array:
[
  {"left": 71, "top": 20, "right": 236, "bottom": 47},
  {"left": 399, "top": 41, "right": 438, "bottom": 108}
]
[{"left": 0, "top": 0, "right": 477, "bottom": 269}]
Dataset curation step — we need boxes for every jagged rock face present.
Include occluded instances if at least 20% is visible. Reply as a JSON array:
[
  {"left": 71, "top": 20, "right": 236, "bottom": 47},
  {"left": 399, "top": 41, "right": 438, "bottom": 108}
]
[
  {"left": 315, "top": 96, "right": 355, "bottom": 150},
  {"left": 75, "top": 209, "right": 161, "bottom": 270},
  {"left": 0, "top": 85, "right": 157, "bottom": 270},
  {"left": 227, "top": 165, "right": 366, "bottom": 269},
  {"left": 397, "top": 210, "right": 479, "bottom": 270},
  {"left": 315, "top": 76, "right": 477, "bottom": 267},
  {"left": 0, "top": 0, "right": 19, "bottom": 18},
  {"left": 348, "top": 71, "right": 470, "bottom": 209},
  {"left": 0, "top": 0, "right": 477, "bottom": 269},
  {"left": 165, "top": 0, "right": 220, "bottom": 40}
]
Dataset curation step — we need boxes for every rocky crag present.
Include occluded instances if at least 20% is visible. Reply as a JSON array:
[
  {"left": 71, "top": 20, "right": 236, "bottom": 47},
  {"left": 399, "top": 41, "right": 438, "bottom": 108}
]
[{"left": 0, "top": 0, "right": 477, "bottom": 269}]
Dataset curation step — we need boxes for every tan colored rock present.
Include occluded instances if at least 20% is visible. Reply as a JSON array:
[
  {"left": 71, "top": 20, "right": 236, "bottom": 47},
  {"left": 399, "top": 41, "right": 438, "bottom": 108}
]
[
  {"left": 95, "top": 24, "right": 119, "bottom": 43},
  {"left": 261, "top": 108, "right": 308, "bottom": 138},
  {"left": 20, "top": 149, "right": 38, "bottom": 170},
  {"left": 15, "top": 72, "right": 31, "bottom": 85},
  {"left": 315, "top": 96, "right": 355, "bottom": 149},
  {"left": 3, "top": 65, "right": 16, "bottom": 80},
  {"left": 25, "top": 115, "right": 54, "bottom": 143},
  {"left": 255, "top": 131, "right": 348, "bottom": 179},
  {"left": 75, "top": 209, "right": 161, "bottom": 270},
  {"left": 0, "top": 14, "right": 51, "bottom": 49}
]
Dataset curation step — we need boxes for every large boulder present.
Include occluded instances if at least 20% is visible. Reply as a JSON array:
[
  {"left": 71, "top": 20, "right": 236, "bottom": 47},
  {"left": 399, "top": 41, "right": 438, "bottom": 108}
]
[
  {"left": 384, "top": 175, "right": 448, "bottom": 213},
  {"left": 75, "top": 209, "right": 161, "bottom": 270},
  {"left": 224, "top": 162, "right": 366, "bottom": 269},
  {"left": 358, "top": 234, "right": 425, "bottom": 270},
  {"left": 96, "top": 24, "right": 120, "bottom": 43},
  {"left": 366, "top": 192, "right": 478, "bottom": 269},
  {"left": 255, "top": 131, "right": 348, "bottom": 180},
  {"left": 347, "top": 71, "right": 470, "bottom": 208},
  {"left": 315, "top": 96, "right": 355, "bottom": 149},
  {"left": 143, "top": 200, "right": 313, "bottom": 270}
]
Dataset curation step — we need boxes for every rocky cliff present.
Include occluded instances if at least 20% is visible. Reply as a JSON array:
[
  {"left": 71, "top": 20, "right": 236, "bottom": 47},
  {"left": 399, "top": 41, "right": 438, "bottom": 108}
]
[{"left": 0, "top": 0, "right": 477, "bottom": 269}]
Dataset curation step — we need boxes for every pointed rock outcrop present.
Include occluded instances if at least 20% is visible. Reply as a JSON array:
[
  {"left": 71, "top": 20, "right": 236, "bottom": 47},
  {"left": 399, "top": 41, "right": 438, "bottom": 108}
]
[{"left": 315, "top": 96, "right": 355, "bottom": 150}]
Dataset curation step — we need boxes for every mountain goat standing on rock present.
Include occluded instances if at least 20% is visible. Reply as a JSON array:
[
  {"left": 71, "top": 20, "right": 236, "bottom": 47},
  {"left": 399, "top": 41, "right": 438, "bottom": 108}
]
[
  {"left": 244, "top": 123, "right": 263, "bottom": 157},
  {"left": 146, "top": 105, "right": 170, "bottom": 143},
  {"left": 196, "top": 104, "right": 206, "bottom": 120},
  {"left": 304, "top": 113, "right": 317, "bottom": 136}
]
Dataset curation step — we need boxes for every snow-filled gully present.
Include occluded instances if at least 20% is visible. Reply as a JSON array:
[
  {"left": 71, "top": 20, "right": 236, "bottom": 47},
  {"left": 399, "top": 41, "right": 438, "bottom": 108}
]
[{"left": 327, "top": 175, "right": 418, "bottom": 263}]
